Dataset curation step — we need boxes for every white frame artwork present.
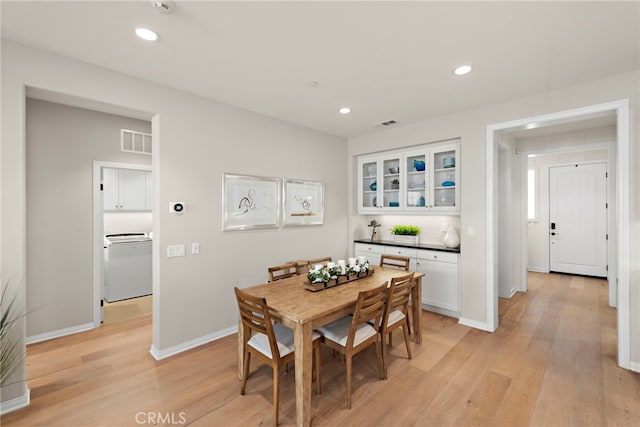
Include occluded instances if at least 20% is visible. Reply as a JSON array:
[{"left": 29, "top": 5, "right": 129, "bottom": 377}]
[
  {"left": 222, "top": 173, "right": 281, "bottom": 231},
  {"left": 283, "top": 179, "right": 324, "bottom": 227}
]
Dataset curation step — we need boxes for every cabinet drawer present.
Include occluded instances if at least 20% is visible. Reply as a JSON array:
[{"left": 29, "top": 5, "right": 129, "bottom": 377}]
[
  {"left": 416, "top": 250, "right": 458, "bottom": 264},
  {"left": 384, "top": 246, "right": 417, "bottom": 259},
  {"left": 354, "top": 243, "right": 385, "bottom": 254}
]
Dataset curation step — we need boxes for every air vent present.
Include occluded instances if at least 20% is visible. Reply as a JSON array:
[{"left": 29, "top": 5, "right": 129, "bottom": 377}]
[
  {"left": 375, "top": 119, "right": 397, "bottom": 128},
  {"left": 121, "top": 129, "right": 152, "bottom": 155}
]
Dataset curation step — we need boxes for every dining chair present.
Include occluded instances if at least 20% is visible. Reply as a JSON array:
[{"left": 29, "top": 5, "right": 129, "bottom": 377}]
[
  {"left": 379, "top": 254, "right": 411, "bottom": 271},
  {"left": 380, "top": 272, "right": 414, "bottom": 379},
  {"left": 235, "top": 287, "right": 322, "bottom": 426},
  {"left": 317, "top": 282, "right": 387, "bottom": 409},
  {"left": 267, "top": 262, "right": 299, "bottom": 282}
]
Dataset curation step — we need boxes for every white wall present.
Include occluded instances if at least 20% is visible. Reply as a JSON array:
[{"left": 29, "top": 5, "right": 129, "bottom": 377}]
[
  {"left": 1, "top": 40, "right": 348, "bottom": 403},
  {"left": 104, "top": 212, "right": 152, "bottom": 235},
  {"left": 526, "top": 146, "right": 610, "bottom": 272},
  {"left": 347, "top": 69, "right": 639, "bottom": 362},
  {"left": 26, "top": 98, "right": 151, "bottom": 338}
]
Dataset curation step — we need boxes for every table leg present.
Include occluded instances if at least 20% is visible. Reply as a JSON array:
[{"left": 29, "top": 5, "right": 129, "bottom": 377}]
[
  {"left": 237, "top": 319, "right": 244, "bottom": 380},
  {"left": 412, "top": 276, "right": 423, "bottom": 344},
  {"left": 294, "top": 322, "right": 313, "bottom": 427}
]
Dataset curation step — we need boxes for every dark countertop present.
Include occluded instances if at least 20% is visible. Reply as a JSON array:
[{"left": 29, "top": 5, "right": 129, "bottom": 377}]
[{"left": 354, "top": 239, "right": 460, "bottom": 254}]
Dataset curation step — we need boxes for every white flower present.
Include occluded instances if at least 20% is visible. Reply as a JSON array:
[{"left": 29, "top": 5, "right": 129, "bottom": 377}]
[{"left": 354, "top": 265, "right": 361, "bottom": 273}]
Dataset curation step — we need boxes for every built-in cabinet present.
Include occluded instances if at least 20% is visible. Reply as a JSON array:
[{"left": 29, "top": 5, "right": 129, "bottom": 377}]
[
  {"left": 357, "top": 140, "right": 460, "bottom": 214},
  {"left": 354, "top": 242, "right": 460, "bottom": 317},
  {"left": 103, "top": 167, "right": 152, "bottom": 211}
]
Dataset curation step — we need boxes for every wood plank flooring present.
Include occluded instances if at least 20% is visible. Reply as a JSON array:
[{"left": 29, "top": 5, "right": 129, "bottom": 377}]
[{"left": 2, "top": 272, "right": 639, "bottom": 426}]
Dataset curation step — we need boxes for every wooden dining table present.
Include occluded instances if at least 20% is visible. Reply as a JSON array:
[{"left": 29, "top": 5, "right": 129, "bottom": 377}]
[{"left": 238, "top": 267, "right": 423, "bottom": 426}]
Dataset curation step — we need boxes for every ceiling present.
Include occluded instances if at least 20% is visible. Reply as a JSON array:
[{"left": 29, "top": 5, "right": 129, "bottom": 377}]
[{"left": 2, "top": 1, "right": 639, "bottom": 138}]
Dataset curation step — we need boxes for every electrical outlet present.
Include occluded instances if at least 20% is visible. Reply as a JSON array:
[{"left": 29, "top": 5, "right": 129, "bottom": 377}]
[
  {"left": 442, "top": 223, "right": 449, "bottom": 232},
  {"left": 167, "top": 244, "right": 185, "bottom": 258},
  {"left": 191, "top": 242, "right": 200, "bottom": 255},
  {"left": 467, "top": 226, "right": 475, "bottom": 237}
]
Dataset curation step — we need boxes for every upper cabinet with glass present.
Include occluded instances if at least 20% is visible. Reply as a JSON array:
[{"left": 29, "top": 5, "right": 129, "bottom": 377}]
[{"left": 356, "top": 140, "right": 460, "bottom": 215}]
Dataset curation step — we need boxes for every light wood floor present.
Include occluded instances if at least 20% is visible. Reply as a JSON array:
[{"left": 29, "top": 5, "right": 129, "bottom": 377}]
[
  {"left": 103, "top": 295, "right": 152, "bottom": 324},
  {"left": 2, "top": 272, "right": 639, "bottom": 426}
]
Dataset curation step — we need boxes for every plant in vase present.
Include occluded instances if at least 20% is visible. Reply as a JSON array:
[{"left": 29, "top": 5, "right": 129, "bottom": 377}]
[
  {"left": 390, "top": 179, "right": 400, "bottom": 190},
  {"left": 390, "top": 225, "right": 421, "bottom": 245},
  {"left": 1, "top": 281, "right": 26, "bottom": 387}
]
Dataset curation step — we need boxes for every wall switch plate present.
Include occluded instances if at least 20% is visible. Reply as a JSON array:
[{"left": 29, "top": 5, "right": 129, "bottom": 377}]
[
  {"left": 467, "top": 226, "right": 475, "bottom": 237},
  {"left": 191, "top": 242, "right": 200, "bottom": 255},
  {"left": 442, "top": 223, "right": 449, "bottom": 232},
  {"left": 167, "top": 244, "right": 185, "bottom": 258}
]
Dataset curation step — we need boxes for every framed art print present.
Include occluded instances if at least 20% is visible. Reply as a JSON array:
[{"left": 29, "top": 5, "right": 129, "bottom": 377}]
[
  {"left": 282, "top": 179, "right": 324, "bottom": 227},
  {"left": 223, "top": 173, "right": 281, "bottom": 231}
]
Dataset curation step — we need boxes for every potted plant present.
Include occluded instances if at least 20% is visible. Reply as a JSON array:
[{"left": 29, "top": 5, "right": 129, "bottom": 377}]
[
  {"left": 390, "top": 179, "right": 400, "bottom": 190},
  {"left": 1, "top": 282, "right": 25, "bottom": 387},
  {"left": 390, "top": 225, "right": 421, "bottom": 245}
]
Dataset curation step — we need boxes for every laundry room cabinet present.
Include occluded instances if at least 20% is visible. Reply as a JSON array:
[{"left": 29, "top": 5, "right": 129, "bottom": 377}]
[{"left": 103, "top": 168, "right": 152, "bottom": 211}]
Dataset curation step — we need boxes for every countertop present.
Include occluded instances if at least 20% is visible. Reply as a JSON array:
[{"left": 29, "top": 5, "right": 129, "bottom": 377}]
[{"left": 354, "top": 239, "right": 460, "bottom": 254}]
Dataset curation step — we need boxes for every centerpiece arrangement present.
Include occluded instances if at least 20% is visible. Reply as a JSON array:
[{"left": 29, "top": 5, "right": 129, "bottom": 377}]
[{"left": 305, "top": 257, "right": 374, "bottom": 292}]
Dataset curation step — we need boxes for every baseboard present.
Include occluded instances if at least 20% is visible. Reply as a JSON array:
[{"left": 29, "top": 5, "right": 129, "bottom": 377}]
[
  {"left": 527, "top": 267, "right": 549, "bottom": 273},
  {"left": 458, "top": 317, "right": 493, "bottom": 332},
  {"left": 149, "top": 325, "right": 238, "bottom": 361},
  {"left": 0, "top": 388, "right": 30, "bottom": 415},
  {"left": 629, "top": 361, "right": 640, "bottom": 373},
  {"left": 26, "top": 322, "right": 95, "bottom": 345},
  {"left": 421, "top": 303, "right": 459, "bottom": 319}
]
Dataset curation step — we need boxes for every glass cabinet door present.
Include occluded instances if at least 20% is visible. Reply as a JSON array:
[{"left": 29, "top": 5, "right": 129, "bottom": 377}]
[
  {"left": 380, "top": 154, "right": 402, "bottom": 210},
  {"left": 360, "top": 158, "right": 379, "bottom": 211},
  {"left": 431, "top": 145, "right": 459, "bottom": 210},
  {"left": 404, "top": 150, "right": 429, "bottom": 210}
]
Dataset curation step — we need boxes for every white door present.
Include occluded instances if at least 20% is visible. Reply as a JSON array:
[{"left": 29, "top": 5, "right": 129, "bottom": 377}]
[{"left": 549, "top": 163, "right": 607, "bottom": 277}]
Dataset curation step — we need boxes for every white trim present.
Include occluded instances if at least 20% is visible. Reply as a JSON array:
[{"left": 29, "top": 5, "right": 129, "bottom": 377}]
[
  {"left": 0, "top": 388, "right": 30, "bottom": 415},
  {"left": 458, "top": 317, "right": 492, "bottom": 332},
  {"left": 520, "top": 155, "right": 529, "bottom": 291},
  {"left": 149, "top": 325, "right": 237, "bottom": 361},
  {"left": 629, "top": 362, "right": 640, "bottom": 373},
  {"left": 527, "top": 267, "right": 549, "bottom": 273},
  {"left": 486, "top": 99, "right": 630, "bottom": 370},
  {"left": 26, "top": 322, "right": 94, "bottom": 345},
  {"left": 92, "top": 161, "right": 152, "bottom": 328}
]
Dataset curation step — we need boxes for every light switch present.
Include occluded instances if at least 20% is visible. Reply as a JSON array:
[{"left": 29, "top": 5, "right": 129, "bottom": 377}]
[
  {"left": 167, "top": 244, "right": 185, "bottom": 258},
  {"left": 191, "top": 242, "right": 200, "bottom": 255}
]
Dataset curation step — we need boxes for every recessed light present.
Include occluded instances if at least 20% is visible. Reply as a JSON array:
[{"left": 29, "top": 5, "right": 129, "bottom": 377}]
[
  {"left": 453, "top": 65, "right": 472, "bottom": 75},
  {"left": 339, "top": 107, "right": 351, "bottom": 115},
  {"left": 135, "top": 28, "right": 158, "bottom": 41}
]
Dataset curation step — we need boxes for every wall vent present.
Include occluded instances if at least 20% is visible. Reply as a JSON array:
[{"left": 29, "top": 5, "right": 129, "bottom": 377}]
[{"left": 121, "top": 129, "right": 152, "bottom": 155}]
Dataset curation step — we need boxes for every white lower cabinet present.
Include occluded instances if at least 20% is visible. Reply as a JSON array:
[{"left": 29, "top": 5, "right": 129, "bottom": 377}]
[
  {"left": 354, "top": 243, "right": 385, "bottom": 266},
  {"left": 355, "top": 242, "right": 460, "bottom": 318},
  {"left": 415, "top": 250, "right": 459, "bottom": 317}
]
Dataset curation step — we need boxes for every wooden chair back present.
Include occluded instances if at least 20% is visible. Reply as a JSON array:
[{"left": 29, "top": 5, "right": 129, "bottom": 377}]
[
  {"left": 234, "top": 287, "right": 281, "bottom": 360},
  {"left": 268, "top": 262, "right": 299, "bottom": 282},
  {"left": 385, "top": 272, "right": 414, "bottom": 318},
  {"left": 347, "top": 282, "right": 388, "bottom": 349},
  {"left": 380, "top": 254, "right": 411, "bottom": 271}
]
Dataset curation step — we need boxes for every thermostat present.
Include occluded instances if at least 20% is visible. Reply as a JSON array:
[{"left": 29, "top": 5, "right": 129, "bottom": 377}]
[{"left": 169, "top": 202, "right": 185, "bottom": 214}]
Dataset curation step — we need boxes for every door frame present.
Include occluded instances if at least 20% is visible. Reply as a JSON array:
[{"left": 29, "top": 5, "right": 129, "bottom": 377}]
[
  {"left": 92, "top": 161, "right": 152, "bottom": 327},
  {"left": 547, "top": 160, "right": 608, "bottom": 277},
  {"left": 486, "top": 99, "right": 630, "bottom": 370}
]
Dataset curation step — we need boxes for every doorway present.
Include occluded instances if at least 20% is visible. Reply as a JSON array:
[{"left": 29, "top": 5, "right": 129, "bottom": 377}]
[{"left": 486, "top": 99, "right": 631, "bottom": 370}]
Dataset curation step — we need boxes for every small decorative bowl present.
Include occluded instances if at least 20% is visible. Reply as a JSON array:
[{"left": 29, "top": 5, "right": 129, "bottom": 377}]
[
  {"left": 388, "top": 166, "right": 399, "bottom": 174},
  {"left": 443, "top": 157, "right": 455, "bottom": 168},
  {"left": 389, "top": 201, "right": 400, "bottom": 207}
]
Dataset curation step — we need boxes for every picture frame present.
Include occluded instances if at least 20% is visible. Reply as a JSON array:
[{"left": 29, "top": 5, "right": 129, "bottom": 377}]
[
  {"left": 283, "top": 179, "right": 324, "bottom": 227},
  {"left": 222, "top": 173, "right": 281, "bottom": 231}
]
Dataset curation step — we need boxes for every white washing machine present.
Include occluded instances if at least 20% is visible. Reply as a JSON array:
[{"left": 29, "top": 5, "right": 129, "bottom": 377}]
[{"left": 104, "top": 233, "right": 152, "bottom": 302}]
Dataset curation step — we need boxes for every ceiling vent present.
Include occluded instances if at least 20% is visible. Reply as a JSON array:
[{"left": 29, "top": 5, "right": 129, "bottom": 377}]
[{"left": 374, "top": 119, "right": 397, "bottom": 128}]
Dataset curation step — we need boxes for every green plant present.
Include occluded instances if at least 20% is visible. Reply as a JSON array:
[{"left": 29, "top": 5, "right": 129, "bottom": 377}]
[
  {"left": 390, "top": 225, "right": 421, "bottom": 236},
  {"left": 1, "top": 281, "right": 25, "bottom": 387},
  {"left": 391, "top": 179, "right": 400, "bottom": 184}
]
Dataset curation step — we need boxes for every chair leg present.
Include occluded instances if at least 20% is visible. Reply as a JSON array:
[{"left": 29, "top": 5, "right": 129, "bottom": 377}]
[
  {"left": 345, "top": 353, "right": 352, "bottom": 409},
  {"left": 380, "top": 333, "right": 388, "bottom": 380},
  {"left": 403, "top": 321, "right": 412, "bottom": 359},
  {"left": 273, "top": 363, "right": 280, "bottom": 426},
  {"left": 314, "top": 342, "right": 322, "bottom": 395},
  {"left": 374, "top": 339, "right": 384, "bottom": 381},
  {"left": 388, "top": 331, "right": 393, "bottom": 346},
  {"left": 241, "top": 348, "right": 250, "bottom": 395}
]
